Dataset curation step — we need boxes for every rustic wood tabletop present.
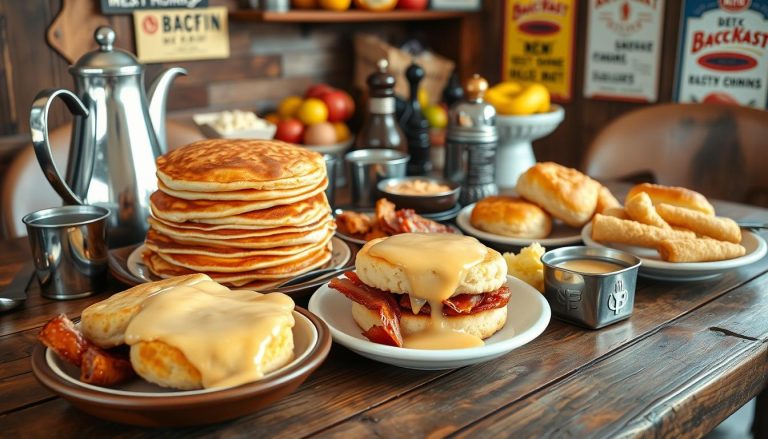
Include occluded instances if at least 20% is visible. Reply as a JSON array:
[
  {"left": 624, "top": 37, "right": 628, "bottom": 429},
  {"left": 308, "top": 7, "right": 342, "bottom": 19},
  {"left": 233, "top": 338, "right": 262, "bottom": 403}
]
[{"left": 0, "top": 198, "right": 766, "bottom": 438}]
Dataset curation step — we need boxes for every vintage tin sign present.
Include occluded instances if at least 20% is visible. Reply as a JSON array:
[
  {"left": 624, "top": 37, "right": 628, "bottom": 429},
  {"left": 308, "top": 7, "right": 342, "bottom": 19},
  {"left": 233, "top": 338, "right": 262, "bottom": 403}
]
[
  {"left": 502, "top": 0, "right": 577, "bottom": 102},
  {"left": 674, "top": 0, "right": 768, "bottom": 107},
  {"left": 133, "top": 7, "right": 229, "bottom": 63},
  {"left": 583, "top": 0, "right": 665, "bottom": 102}
]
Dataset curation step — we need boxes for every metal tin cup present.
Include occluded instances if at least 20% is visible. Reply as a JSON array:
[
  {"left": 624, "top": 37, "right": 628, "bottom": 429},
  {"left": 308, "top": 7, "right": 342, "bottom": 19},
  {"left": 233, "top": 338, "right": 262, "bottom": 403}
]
[
  {"left": 541, "top": 246, "right": 642, "bottom": 329},
  {"left": 22, "top": 205, "right": 110, "bottom": 300},
  {"left": 322, "top": 153, "right": 337, "bottom": 209},
  {"left": 345, "top": 149, "right": 409, "bottom": 208}
]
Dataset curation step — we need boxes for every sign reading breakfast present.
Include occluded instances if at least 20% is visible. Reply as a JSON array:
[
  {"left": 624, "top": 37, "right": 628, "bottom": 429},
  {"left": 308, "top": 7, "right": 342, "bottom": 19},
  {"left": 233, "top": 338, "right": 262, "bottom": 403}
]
[
  {"left": 583, "top": 0, "right": 665, "bottom": 102},
  {"left": 674, "top": 0, "right": 768, "bottom": 108},
  {"left": 501, "top": 0, "right": 577, "bottom": 102},
  {"left": 101, "top": 0, "right": 208, "bottom": 14},
  {"left": 133, "top": 7, "right": 229, "bottom": 63}
]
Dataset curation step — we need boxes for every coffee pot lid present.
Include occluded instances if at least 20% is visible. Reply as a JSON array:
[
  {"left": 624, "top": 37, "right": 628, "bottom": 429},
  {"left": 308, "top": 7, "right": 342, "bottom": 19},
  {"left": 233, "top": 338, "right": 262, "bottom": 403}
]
[{"left": 70, "top": 27, "right": 143, "bottom": 76}]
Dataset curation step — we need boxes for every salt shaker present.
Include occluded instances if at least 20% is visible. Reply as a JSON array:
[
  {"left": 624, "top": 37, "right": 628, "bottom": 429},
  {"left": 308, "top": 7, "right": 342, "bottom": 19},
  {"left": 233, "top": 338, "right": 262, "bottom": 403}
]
[{"left": 444, "top": 74, "right": 499, "bottom": 205}]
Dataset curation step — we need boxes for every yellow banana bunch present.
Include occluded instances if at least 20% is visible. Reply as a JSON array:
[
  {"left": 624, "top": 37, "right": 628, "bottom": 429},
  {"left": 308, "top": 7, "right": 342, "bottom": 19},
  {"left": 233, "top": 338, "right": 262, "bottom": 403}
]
[{"left": 485, "top": 81, "right": 551, "bottom": 116}]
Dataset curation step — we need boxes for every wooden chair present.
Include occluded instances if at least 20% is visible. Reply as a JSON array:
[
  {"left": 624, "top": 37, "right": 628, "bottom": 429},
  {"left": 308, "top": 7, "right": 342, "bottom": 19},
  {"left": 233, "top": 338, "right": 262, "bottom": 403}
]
[
  {"left": 1, "top": 120, "right": 204, "bottom": 238},
  {"left": 583, "top": 103, "right": 768, "bottom": 207}
]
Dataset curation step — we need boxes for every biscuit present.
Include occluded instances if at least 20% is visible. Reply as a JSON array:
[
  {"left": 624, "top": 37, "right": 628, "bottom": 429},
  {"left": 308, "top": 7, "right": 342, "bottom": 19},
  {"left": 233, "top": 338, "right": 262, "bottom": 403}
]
[
  {"left": 470, "top": 196, "right": 552, "bottom": 238},
  {"left": 516, "top": 162, "right": 601, "bottom": 227}
]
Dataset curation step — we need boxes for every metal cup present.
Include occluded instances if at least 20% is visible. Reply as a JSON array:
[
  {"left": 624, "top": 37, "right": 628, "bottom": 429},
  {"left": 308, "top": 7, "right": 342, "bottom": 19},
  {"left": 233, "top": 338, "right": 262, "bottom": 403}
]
[
  {"left": 541, "top": 246, "right": 641, "bottom": 329},
  {"left": 323, "top": 153, "right": 337, "bottom": 209},
  {"left": 345, "top": 149, "right": 409, "bottom": 208},
  {"left": 22, "top": 205, "right": 110, "bottom": 300}
]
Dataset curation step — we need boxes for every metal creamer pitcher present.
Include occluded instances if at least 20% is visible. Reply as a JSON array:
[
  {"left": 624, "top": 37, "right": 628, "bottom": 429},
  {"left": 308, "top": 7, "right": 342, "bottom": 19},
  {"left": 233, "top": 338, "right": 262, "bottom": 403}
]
[{"left": 29, "top": 27, "right": 185, "bottom": 247}]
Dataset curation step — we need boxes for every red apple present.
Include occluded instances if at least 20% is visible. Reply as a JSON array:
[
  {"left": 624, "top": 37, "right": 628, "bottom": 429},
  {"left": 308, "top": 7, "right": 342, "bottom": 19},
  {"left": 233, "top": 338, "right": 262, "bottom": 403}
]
[
  {"left": 305, "top": 84, "right": 335, "bottom": 100},
  {"left": 275, "top": 119, "right": 305, "bottom": 144},
  {"left": 322, "top": 90, "right": 355, "bottom": 122},
  {"left": 398, "top": 0, "right": 428, "bottom": 10}
]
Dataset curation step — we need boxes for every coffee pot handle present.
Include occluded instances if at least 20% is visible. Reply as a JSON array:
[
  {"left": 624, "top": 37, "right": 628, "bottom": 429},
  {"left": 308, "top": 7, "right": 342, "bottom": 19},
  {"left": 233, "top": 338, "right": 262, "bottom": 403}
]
[{"left": 29, "top": 88, "right": 89, "bottom": 205}]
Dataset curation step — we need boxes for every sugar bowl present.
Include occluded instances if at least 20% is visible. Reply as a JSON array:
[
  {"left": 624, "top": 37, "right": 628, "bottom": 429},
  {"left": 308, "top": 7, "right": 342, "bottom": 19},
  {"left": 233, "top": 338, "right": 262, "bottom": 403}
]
[{"left": 541, "top": 246, "right": 641, "bottom": 329}]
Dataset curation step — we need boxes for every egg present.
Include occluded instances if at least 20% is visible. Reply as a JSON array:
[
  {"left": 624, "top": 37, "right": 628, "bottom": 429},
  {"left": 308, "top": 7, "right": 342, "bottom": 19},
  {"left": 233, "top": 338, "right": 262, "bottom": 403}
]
[{"left": 303, "top": 122, "right": 337, "bottom": 145}]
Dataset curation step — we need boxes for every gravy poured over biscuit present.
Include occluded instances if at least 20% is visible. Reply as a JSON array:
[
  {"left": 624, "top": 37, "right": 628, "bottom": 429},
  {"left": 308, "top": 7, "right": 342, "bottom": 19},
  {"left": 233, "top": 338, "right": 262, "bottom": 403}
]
[
  {"left": 367, "top": 234, "right": 487, "bottom": 349},
  {"left": 125, "top": 281, "right": 294, "bottom": 389}
]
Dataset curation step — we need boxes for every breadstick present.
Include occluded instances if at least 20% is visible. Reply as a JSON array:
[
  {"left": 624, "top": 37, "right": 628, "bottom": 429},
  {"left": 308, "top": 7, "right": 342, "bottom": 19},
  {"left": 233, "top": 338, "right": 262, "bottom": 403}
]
[
  {"left": 657, "top": 239, "right": 746, "bottom": 262},
  {"left": 591, "top": 214, "right": 696, "bottom": 248},
  {"left": 602, "top": 207, "right": 628, "bottom": 219},
  {"left": 625, "top": 192, "right": 671, "bottom": 229},
  {"left": 595, "top": 185, "right": 621, "bottom": 214},
  {"left": 655, "top": 203, "right": 742, "bottom": 243}
]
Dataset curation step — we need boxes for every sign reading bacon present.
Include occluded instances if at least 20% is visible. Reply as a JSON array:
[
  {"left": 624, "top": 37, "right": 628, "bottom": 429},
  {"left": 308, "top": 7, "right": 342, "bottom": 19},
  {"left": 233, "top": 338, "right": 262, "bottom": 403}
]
[
  {"left": 502, "top": 0, "right": 577, "bottom": 102},
  {"left": 674, "top": 0, "right": 768, "bottom": 108}
]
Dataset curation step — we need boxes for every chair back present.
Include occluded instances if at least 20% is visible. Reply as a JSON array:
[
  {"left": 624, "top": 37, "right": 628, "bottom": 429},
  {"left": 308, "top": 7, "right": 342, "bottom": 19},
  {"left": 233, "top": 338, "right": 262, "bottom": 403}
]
[
  {"left": 1, "top": 121, "right": 203, "bottom": 238},
  {"left": 583, "top": 103, "right": 768, "bottom": 206}
]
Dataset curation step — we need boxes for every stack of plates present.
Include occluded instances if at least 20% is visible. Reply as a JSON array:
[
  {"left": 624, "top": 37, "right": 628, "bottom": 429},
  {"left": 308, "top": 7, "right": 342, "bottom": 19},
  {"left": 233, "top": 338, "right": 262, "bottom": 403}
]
[{"left": 143, "top": 139, "right": 336, "bottom": 289}]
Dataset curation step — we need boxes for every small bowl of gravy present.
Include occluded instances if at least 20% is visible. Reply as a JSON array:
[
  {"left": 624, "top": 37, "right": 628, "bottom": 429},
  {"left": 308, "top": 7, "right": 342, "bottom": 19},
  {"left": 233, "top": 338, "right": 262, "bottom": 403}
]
[
  {"left": 377, "top": 177, "right": 460, "bottom": 213},
  {"left": 541, "top": 246, "right": 641, "bottom": 329}
]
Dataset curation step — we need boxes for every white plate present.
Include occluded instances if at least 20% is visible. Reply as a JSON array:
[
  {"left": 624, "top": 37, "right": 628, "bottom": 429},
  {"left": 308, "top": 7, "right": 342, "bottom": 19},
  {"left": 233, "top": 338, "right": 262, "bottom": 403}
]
[
  {"left": 46, "top": 311, "right": 317, "bottom": 397},
  {"left": 456, "top": 204, "right": 582, "bottom": 248},
  {"left": 581, "top": 223, "right": 768, "bottom": 281},
  {"left": 127, "top": 236, "right": 352, "bottom": 285},
  {"left": 308, "top": 275, "right": 550, "bottom": 369}
]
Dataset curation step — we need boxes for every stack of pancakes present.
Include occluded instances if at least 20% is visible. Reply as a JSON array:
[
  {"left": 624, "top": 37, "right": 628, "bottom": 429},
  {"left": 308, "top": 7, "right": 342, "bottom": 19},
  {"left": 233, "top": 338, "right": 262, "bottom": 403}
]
[{"left": 143, "top": 139, "right": 335, "bottom": 288}]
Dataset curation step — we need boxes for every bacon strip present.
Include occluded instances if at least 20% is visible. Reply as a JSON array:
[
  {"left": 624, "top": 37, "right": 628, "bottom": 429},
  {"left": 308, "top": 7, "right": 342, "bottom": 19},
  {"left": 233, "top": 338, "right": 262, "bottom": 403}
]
[
  {"left": 398, "top": 286, "right": 511, "bottom": 316},
  {"left": 329, "top": 272, "right": 403, "bottom": 347}
]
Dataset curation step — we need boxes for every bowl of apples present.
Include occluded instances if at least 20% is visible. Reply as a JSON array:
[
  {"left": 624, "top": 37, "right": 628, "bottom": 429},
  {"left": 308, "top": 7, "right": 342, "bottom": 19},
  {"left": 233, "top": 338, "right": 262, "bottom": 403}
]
[{"left": 269, "top": 84, "right": 355, "bottom": 156}]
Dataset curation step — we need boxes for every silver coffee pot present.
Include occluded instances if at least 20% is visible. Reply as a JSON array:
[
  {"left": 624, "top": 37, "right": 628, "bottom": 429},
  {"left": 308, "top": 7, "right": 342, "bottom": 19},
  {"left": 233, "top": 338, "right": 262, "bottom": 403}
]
[{"left": 29, "top": 26, "right": 185, "bottom": 247}]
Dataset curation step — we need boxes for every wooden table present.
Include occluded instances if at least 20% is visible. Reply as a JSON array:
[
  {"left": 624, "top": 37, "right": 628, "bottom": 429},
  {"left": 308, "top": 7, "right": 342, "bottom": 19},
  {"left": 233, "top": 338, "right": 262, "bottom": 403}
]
[{"left": 0, "top": 199, "right": 766, "bottom": 438}]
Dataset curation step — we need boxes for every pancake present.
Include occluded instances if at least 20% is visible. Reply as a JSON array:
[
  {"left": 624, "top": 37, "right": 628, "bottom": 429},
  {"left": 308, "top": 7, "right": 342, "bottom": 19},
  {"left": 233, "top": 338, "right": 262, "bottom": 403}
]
[
  {"left": 144, "top": 245, "right": 332, "bottom": 286},
  {"left": 150, "top": 178, "right": 328, "bottom": 222},
  {"left": 184, "top": 193, "right": 331, "bottom": 227},
  {"left": 151, "top": 232, "right": 334, "bottom": 273},
  {"left": 148, "top": 216, "right": 333, "bottom": 245},
  {"left": 145, "top": 226, "right": 334, "bottom": 257},
  {"left": 157, "top": 139, "right": 326, "bottom": 192},
  {"left": 157, "top": 180, "right": 321, "bottom": 201}
]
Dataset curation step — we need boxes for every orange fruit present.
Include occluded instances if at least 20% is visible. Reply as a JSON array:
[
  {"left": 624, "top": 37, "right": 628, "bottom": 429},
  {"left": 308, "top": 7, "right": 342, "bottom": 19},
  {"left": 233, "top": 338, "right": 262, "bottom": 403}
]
[
  {"left": 264, "top": 112, "right": 281, "bottom": 124},
  {"left": 319, "top": 0, "right": 351, "bottom": 10},
  {"left": 296, "top": 98, "right": 329, "bottom": 125},
  {"left": 277, "top": 96, "right": 303, "bottom": 119},
  {"left": 332, "top": 122, "right": 351, "bottom": 142},
  {"left": 291, "top": 0, "right": 318, "bottom": 8},
  {"left": 353, "top": 0, "right": 397, "bottom": 11}
]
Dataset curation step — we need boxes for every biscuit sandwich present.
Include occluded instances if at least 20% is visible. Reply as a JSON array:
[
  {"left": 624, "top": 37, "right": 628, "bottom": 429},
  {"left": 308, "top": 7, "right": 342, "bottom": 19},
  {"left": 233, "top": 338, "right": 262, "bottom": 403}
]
[{"left": 329, "top": 233, "right": 510, "bottom": 348}]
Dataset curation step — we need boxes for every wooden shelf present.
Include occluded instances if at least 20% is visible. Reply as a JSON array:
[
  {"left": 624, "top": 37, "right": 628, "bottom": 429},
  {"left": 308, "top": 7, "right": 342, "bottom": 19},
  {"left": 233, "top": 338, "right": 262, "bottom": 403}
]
[{"left": 229, "top": 9, "right": 470, "bottom": 23}]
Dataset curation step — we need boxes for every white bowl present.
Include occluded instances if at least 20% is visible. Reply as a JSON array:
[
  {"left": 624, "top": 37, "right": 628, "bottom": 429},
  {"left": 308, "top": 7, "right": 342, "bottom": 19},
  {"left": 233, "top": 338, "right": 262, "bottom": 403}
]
[{"left": 193, "top": 111, "right": 276, "bottom": 140}]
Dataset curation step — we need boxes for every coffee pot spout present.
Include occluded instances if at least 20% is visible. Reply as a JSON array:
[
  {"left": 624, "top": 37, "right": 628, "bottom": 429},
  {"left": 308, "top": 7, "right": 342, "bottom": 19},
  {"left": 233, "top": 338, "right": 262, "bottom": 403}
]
[{"left": 148, "top": 67, "right": 186, "bottom": 154}]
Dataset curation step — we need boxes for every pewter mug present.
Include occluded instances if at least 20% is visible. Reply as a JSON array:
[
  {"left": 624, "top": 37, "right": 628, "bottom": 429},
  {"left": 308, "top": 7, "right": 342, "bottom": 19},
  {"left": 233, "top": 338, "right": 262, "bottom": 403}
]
[{"left": 29, "top": 27, "right": 185, "bottom": 247}]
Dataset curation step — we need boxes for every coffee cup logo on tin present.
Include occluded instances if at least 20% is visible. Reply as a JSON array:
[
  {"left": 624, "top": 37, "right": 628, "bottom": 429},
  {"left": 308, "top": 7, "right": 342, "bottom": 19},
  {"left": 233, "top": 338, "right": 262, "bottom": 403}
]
[
  {"left": 608, "top": 280, "right": 628, "bottom": 315},
  {"left": 556, "top": 288, "right": 582, "bottom": 310}
]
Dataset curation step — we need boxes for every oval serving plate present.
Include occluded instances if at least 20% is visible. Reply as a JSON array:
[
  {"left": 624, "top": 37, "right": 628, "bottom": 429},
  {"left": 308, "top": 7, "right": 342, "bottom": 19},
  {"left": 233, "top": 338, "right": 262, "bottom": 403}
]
[
  {"left": 455, "top": 203, "right": 582, "bottom": 251},
  {"left": 308, "top": 275, "right": 550, "bottom": 370},
  {"left": 581, "top": 223, "right": 768, "bottom": 281},
  {"left": 109, "top": 237, "right": 352, "bottom": 293},
  {"left": 31, "top": 307, "right": 331, "bottom": 427}
]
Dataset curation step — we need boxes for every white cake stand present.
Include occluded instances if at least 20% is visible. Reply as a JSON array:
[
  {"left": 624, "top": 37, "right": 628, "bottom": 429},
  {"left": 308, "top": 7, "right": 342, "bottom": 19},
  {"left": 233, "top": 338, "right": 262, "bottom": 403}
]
[{"left": 495, "top": 105, "right": 565, "bottom": 189}]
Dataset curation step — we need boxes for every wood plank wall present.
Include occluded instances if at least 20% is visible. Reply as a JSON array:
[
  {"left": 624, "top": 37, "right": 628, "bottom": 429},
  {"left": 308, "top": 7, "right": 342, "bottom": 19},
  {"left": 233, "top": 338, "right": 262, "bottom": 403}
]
[{"left": 0, "top": 0, "right": 699, "bottom": 187}]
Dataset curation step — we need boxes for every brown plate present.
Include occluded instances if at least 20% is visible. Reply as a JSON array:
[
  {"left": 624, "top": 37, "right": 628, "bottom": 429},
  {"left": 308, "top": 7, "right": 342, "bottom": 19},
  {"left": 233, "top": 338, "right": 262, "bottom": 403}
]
[{"left": 31, "top": 307, "right": 331, "bottom": 427}]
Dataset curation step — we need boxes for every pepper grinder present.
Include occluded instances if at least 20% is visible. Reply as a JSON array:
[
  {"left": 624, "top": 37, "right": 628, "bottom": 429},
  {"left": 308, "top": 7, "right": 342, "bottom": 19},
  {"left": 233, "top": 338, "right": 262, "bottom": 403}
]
[
  {"left": 444, "top": 74, "right": 499, "bottom": 205},
  {"left": 401, "top": 62, "right": 431, "bottom": 176},
  {"left": 354, "top": 59, "right": 407, "bottom": 153}
]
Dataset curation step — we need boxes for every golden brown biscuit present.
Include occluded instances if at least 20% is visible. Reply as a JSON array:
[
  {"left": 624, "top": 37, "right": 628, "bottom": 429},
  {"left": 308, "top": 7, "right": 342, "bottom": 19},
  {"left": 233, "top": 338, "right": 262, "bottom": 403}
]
[
  {"left": 626, "top": 183, "right": 715, "bottom": 216},
  {"left": 596, "top": 186, "right": 621, "bottom": 214},
  {"left": 516, "top": 162, "right": 601, "bottom": 227},
  {"left": 470, "top": 196, "right": 552, "bottom": 238}
]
